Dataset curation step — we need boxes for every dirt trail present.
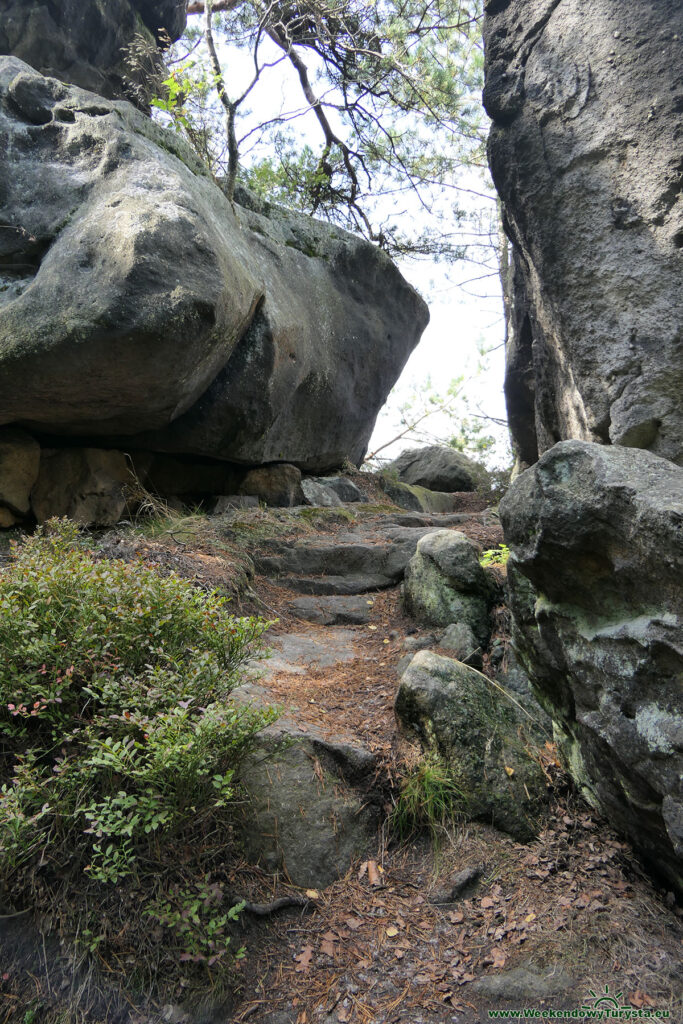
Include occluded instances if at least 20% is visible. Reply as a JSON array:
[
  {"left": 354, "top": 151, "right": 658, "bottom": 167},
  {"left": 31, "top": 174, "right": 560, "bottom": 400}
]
[{"left": 218, "top": 507, "right": 683, "bottom": 1024}]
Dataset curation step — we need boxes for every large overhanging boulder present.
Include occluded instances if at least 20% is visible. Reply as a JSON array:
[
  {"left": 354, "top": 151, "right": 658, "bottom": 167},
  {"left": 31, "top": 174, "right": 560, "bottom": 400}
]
[
  {"left": 0, "top": 0, "right": 187, "bottom": 106},
  {"left": 0, "top": 59, "right": 428, "bottom": 476},
  {"left": 484, "top": 0, "right": 683, "bottom": 467},
  {"left": 500, "top": 441, "right": 683, "bottom": 896}
]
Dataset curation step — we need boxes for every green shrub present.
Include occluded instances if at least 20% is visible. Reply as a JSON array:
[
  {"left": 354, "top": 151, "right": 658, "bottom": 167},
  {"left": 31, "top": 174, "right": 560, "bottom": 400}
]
[
  {"left": 480, "top": 543, "right": 510, "bottom": 568},
  {"left": 0, "top": 520, "right": 275, "bottom": 986}
]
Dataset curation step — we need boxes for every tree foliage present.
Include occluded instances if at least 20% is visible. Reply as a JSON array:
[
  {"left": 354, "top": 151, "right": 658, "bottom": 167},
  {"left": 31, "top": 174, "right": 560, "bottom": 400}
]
[{"left": 136, "top": 0, "right": 491, "bottom": 257}]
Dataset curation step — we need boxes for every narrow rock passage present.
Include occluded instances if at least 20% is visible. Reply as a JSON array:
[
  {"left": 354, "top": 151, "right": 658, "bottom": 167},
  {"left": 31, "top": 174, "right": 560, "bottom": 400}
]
[{"left": 218, "top": 505, "right": 683, "bottom": 1024}]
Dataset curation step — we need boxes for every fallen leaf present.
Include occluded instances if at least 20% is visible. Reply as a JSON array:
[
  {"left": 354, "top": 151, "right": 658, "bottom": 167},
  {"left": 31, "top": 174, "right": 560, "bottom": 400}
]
[
  {"left": 345, "top": 916, "right": 363, "bottom": 931},
  {"left": 448, "top": 910, "right": 464, "bottom": 924},
  {"left": 294, "top": 946, "right": 313, "bottom": 973},
  {"left": 337, "top": 1005, "right": 351, "bottom": 1023},
  {"left": 491, "top": 947, "right": 506, "bottom": 969},
  {"left": 504, "top": 765, "right": 515, "bottom": 777},
  {"left": 480, "top": 897, "right": 495, "bottom": 910},
  {"left": 305, "top": 889, "right": 319, "bottom": 900},
  {"left": 386, "top": 926, "right": 399, "bottom": 937},
  {"left": 358, "top": 862, "right": 368, "bottom": 880},
  {"left": 321, "top": 938, "right": 336, "bottom": 957},
  {"left": 367, "top": 860, "right": 381, "bottom": 886},
  {"left": 524, "top": 912, "right": 537, "bottom": 923}
]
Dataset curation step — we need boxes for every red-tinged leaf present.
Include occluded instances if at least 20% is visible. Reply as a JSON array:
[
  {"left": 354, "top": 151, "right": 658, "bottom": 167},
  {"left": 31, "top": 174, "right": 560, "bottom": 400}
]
[
  {"left": 321, "top": 930, "right": 338, "bottom": 942},
  {"left": 321, "top": 939, "right": 336, "bottom": 957},
  {"left": 345, "top": 916, "right": 362, "bottom": 931},
  {"left": 294, "top": 946, "right": 314, "bottom": 973}
]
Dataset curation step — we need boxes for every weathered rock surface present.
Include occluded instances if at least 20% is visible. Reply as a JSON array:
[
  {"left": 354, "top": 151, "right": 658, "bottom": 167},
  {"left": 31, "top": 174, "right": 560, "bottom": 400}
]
[
  {"left": 388, "top": 446, "right": 489, "bottom": 492},
  {"left": 288, "top": 595, "right": 372, "bottom": 626},
  {"left": 302, "top": 475, "right": 367, "bottom": 507},
  {"left": 232, "top": 685, "right": 378, "bottom": 888},
  {"left": 403, "top": 530, "right": 494, "bottom": 644},
  {"left": 380, "top": 477, "right": 463, "bottom": 514},
  {"left": 0, "top": 61, "right": 428, "bottom": 477},
  {"left": 31, "top": 448, "right": 133, "bottom": 526},
  {"left": 395, "top": 651, "right": 550, "bottom": 841},
  {"left": 0, "top": 427, "right": 40, "bottom": 517},
  {"left": 471, "top": 966, "right": 575, "bottom": 1002},
  {"left": 484, "top": 0, "right": 683, "bottom": 467},
  {"left": 239, "top": 464, "right": 304, "bottom": 508},
  {"left": 500, "top": 441, "right": 683, "bottom": 895},
  {"left": 0, "top": 0, "right": 187, "bottom": 106},
  {"left": 439, "top": 622, "right": 483, "bottom": 670}
]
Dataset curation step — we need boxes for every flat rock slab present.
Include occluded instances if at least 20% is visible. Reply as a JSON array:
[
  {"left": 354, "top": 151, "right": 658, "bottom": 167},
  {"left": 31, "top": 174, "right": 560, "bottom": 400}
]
[
  {"left": 282, "top": 573, "right": 393, "bottom": 595},
  {"left": 289, "top": 595, "right": 372, "bottom": 625},
  {"left": 470, "top": 967, "right": 576, "bottom": 1002},
  {"left": 262, "top": 629, "right": 359, "bottom": 676}
]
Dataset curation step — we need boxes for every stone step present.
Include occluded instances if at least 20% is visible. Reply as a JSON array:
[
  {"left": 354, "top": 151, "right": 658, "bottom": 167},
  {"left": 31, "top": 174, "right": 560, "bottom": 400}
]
[
  {"left": 288, "top": 594, "right": 373, "bottom": 625},
  {"left": 281, "top": 573, "right": 393, "bottom": 595}
]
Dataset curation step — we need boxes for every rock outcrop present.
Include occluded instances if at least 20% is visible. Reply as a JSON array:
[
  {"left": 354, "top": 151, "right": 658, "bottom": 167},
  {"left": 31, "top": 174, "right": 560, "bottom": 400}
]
[
  {"left": 500, "top": 441, "right": 683, "bottom": 895},
  {"left": 0, "top": 0, "right": 187, "bottom": 107},
  {"left": 0, "top": 59, "right": 428, "bottom": 505},
  {"left": 395, "top": 650, "right": 550, "bottom": 841},
  {"left": 484, "top": 0, "right": 683, "bottom": 467}
]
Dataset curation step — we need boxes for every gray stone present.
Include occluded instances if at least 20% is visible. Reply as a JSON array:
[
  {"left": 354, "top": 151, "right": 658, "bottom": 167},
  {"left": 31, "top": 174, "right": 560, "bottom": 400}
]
[
  {"left": 395, "top": 650, "right": 550, "bottom": 841},
  {"left": 0, "top": 62, "right": 428, "bottom": 475},
  {"left": 239, "top": 464, "right": 304, "bottom": 508},
  {"left": 0, "top": 0, "right": 187, "bottom": 107},
  {"left": 301, "top": 478, "right": 344, "bottom": 507},
  {"left": 0, "top": 427, "right": 40, "bottom": 517},
  {"left": 439, "top": 622, "right": 483, "bottom": 670},
  {"left": 388, "top": 446, "right": 489, "bottom": 492},
  {"left": 236, "top": 716, "right": 378, "bottom": 888},
  {"left": 484, "top": 0, "right": 683, "bottom": 466},
  {"left": 261, "top": 630, "right": 358, "bottom": 677},
  {"left": 314, "top": 476, "right": 368, "bottom": 503},
  {"left": 402, "top": 634, "right": 440, "bottom": 652},
  {"left": 471, "top": 967, "right": 575, "bottom": 1002},
  {"left": 403, "top": 530, "right": 493, "bottom": 644},
  {"left": 500, "top": 440, "right": 683, "bottom": 896},
  {"left": 31, "top": 448, "right": 133, "bottom": 526},
  {"left": 380, "top": 477, "right": 461, "bottom": 513},
  {"left": 283, "top": 573, "right": 392, "bottom": 596},
  {"left": 289, "top": 595, "right": 372, "bottom": 625}
]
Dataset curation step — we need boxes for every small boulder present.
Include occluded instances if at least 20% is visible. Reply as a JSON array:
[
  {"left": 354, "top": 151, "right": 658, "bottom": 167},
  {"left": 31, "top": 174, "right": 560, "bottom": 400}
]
[
  {"left": 395, "top": 650, "right": 550, "bottom": 841},
  {"left": 31, "top": 448, "right": 132, "bottom": 526},
  {"left": 315, "top": 476, "right": 367, "bottom": 503},
  {"left": 301, "top": 478, "right": 343, "bottom": 507},
  {"left": 439, "top": 622, "right": 483, "bottom": 670},
  {"left": 388, "top": 446, "right": 489, "bottom": 493},
  {"left": 0, "top": 427, "right": 40, "bottom": 517},
  {"left": 403, "top": 530, "right": 493, "bottom": 644},
  {"left": 239, "top": 464, "right": 305, "bottom": 507}
]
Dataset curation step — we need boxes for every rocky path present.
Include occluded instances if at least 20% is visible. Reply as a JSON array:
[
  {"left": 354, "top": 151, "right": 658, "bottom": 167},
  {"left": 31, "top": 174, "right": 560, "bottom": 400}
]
[{"left": 211, "top": 506, "right": 683, "bottom": 1024}]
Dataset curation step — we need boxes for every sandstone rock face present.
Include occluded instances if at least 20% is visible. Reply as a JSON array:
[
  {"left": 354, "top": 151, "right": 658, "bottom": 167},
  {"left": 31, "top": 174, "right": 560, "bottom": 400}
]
[
  {"left": 395, "top": 651, "right": 550, "bottom": 841},
  {"left": 0, "top": 0, "right": 187, "bottom": 105},
  {"left": 31, "top": 448, "right": 133, "bottom": 526},
  {"left": 0, "top": 428, "right": 40, "bottom": 518},
  {"left": 484, "top": 0, "right": 683, "bottom": 466},
  {"left": 403, "top": 530, "right": 494, "bottom": 644},
  {"left": 0, "top": 61, "right": 428, "bottom": 477},
  {"left": 389, "top": 446, "right": 487, "bottom": 492},
  {"left": 499, "top": 441, "right": 683, "bottom": 895}
]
